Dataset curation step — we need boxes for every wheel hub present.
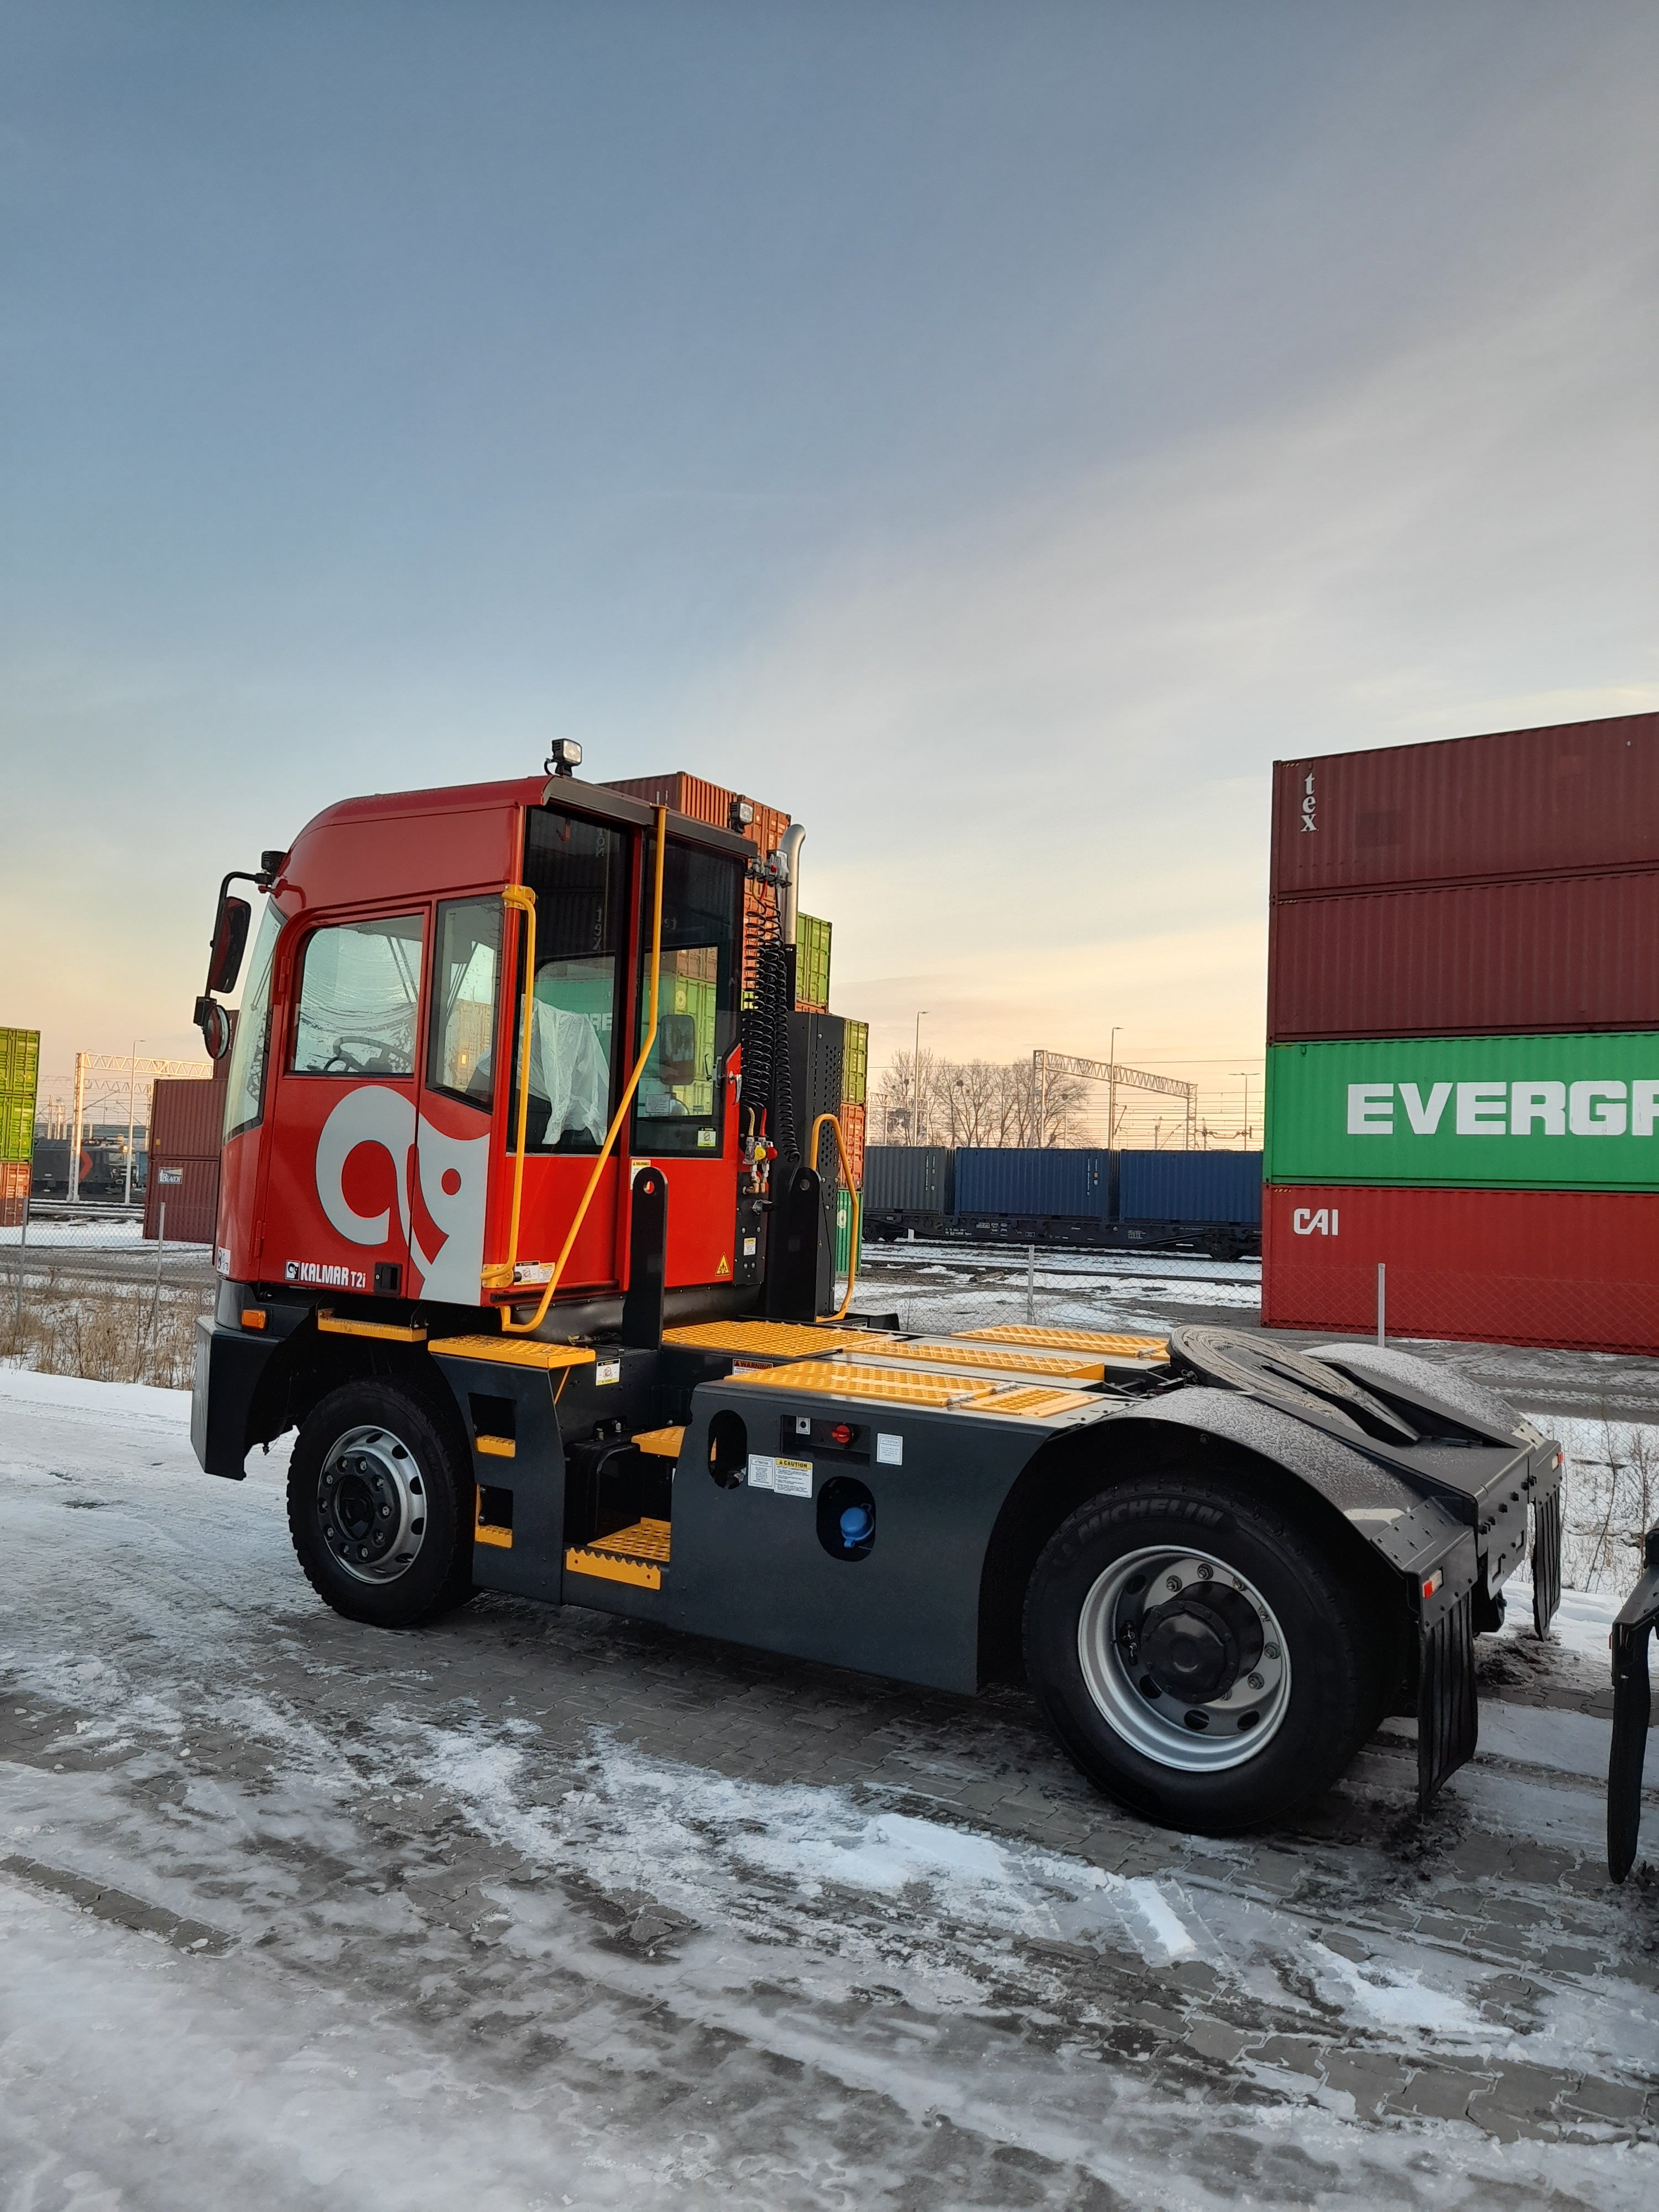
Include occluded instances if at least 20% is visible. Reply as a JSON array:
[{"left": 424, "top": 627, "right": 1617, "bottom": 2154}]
[
  {"left": 1077, "top": 1547, "right": 1291, "bottom": 1771},
  {"left": 1137, "top": 1582, "right": 1264, "bottom": 1703},
  {"left": 317, "top": 1425, "right": 429, "bottom": 1584}
]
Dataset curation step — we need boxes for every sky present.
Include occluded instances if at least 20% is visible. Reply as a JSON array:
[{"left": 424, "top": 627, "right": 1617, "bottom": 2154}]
[{"left": 3, "top": 1, "right": 1656, "bottom": 1136}]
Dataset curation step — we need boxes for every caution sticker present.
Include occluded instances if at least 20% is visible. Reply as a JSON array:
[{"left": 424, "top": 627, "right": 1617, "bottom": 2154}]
[
  {"left": 747, "top": 1454, "right": 813, "bottom": 1498},
  {"left": 716, "top": 1253, "right": 731, "bottom": 1276}
]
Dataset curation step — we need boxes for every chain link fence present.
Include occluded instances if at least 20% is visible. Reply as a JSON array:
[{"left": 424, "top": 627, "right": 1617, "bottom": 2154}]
[
  {"left": 846, "top": 1237, "right": 1260, "bottom": 1343},
  {"left": 0, "top": 1202, "right": 215, "bottom": 1389}
]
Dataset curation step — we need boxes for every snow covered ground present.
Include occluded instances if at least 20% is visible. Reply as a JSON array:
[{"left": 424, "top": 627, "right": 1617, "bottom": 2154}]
[{"left": 2, "top": 1366, "right": 1657, "bottom": 2209}]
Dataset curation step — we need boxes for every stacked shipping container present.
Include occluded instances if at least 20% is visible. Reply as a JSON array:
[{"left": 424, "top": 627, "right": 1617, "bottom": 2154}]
[
  {"left": 0, "top": 1028, "right": 39, "bottom": 1228},
  {"left": 1263, "top": 709, "right": 1659, "bottom": 1352},
  {"left": 603, "top": 773, "right": 790, "bottom": 1005},
  {"left": 143, "top": 1070, "right": 226, "bottom": 1245}
]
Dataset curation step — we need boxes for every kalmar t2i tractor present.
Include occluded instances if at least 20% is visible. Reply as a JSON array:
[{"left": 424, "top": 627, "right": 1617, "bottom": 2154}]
[{"left": 189, "top": 753, "right": 1564, "bottom": 1834}]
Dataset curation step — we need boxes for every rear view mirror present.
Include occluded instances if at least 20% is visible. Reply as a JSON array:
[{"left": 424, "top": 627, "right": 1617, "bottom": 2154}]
[
  {"left": 208, "top": 896, "right": 252, "bottom": 995},
  {"left": 194, "top": 997, "right": 235, "bottom": 1061},
  {"left": 657, "top": 1012, "right": 700, "bottom": 1084}
]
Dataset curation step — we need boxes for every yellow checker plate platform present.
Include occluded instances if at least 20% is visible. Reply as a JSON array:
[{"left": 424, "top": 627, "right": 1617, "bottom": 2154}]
[
  {"left": 632, "top": 1427, "right": 685, "bottom": 1458},
  {"left": 435, "top": 1336, "right": 597, "bottom": 1370},
  {"left": 875, "top": 1342, "right": 1108, "bottom": 1383},
  {"left": 664, "top": 1321, "right": 887, "bottom": 1359},
  {"left": 958, "top": 1325, "right": 1169, "bottom": 1361},
  {"left": 730, "top": 1359, "right": 1097, "bottom": 1421}
]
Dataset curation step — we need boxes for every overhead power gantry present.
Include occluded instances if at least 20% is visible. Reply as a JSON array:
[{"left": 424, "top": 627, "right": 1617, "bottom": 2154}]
[{"left": 189, "top": 753, "right": 1563, "bottom": 1833}]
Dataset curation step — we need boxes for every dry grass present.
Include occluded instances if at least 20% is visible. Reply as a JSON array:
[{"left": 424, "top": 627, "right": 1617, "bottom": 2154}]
[
  {"left": 0, "top": 1268, "right": 211, "bottom": 1390},
  {"left": 1561, "top": 1416, "right": 1659, "bottom": 1593}
]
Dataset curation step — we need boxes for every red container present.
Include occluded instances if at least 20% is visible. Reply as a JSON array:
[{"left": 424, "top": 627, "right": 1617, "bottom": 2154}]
[
  {"left": 0, "top": 1157, "right": 27, "bottom": 1229},
  {"left": 1267, "top": 867, "right": 1659, "bottom": 1039},
  {"left": 143, "top": 1070, "right": 226, "bottom": 1244},
  {"left": 1272, "top": 711, "right": 1659, "bottom": 898},
  {"left": 605, "top": 772, "right": 791, "bottom": 1003},
  {"left": 604, "top": 772, "right": 788, "bottom": 856},
  {"left": 143, "top": 1156, "right": 222, "bottom": 1247},
  {"left": 838, "top": 1100, "right": 866, "bottom": 1192},
  {"left": 1262, "top": 1181, "right": 1659, "bottom": 1353},
  {"left": 148, "top": 1072, "right": 223, "bottom": 1160}
]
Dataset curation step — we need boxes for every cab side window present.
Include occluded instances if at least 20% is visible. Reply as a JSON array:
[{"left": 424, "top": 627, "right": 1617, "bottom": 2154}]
[
  {"left": 291, "top": 915, "right": 425, "bottom": 1077},
  {"left": 428, "top": 899, "right": 500, "bottom": 1111}
]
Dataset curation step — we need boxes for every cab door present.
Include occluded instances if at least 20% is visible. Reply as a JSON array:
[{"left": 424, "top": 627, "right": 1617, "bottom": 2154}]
[
  {"left": 260, "top": 909, "right": 426, "bottom": 1297},
  {"left": 414, "top": 896, "right": 502, "bottom": 1304},
  {"left": 488, "top": 807, "right": 633, "bottom": 1297}
]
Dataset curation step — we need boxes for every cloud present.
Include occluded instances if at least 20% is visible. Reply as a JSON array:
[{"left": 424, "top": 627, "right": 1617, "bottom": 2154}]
[{"left": 682, "top": 251, "right": 1658, "bottom": 1088}]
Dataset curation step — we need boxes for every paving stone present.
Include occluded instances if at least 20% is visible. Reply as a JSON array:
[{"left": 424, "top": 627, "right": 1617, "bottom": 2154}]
[
  {"left": 1561, "top": 2076, "right": 1650, "bottom": 2122},
  {"left": 1318, "top": 2051, "right": 1411, "bottom": 2116},
  {"left": 1183, "top": 2017, "right": 1251, "bottom": 2064},
  {"left": 1476, "top": 2061, "right": 1580, "bottom": 2118},
  {"left": 1384, "top": 2065, "right": 1490, "bottom": 2121},
  {"left": 1249, "top": 2033, "right": 1323, "bottom": 2078}
]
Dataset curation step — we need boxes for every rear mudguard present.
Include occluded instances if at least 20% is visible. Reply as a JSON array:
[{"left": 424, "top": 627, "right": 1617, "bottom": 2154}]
[{"left": 1139, "top": 1334, "right": 1564, "bottom": 1805}]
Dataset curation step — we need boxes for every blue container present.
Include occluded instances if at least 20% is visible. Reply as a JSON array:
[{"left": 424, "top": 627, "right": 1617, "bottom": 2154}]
[
  {"left": 1118, "top": 1150, "right": 1262, "bottom": 1226},
  {"left": 863, "top": 1146, "right": 955, "bottom": 1214},
  {"left": 953, "top": 1148, "right": 1112, "bottom": 1220}
]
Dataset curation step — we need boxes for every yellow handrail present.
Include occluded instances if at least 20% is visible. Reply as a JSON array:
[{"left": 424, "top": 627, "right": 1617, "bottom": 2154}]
[
  {"left": 808, "top": 1110, "right": 862, "bottom": 1323},
  {"left": 500, "top": 806, "right": 667, "bottom": 1336},
  {"left": 479, "top": 883, "right": 538, "bottom": 1295}
]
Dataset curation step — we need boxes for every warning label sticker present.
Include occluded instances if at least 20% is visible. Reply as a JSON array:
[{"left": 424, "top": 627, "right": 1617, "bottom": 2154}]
[{"left": 747, "top": 1454, "right": 813, "bottom": 1498}]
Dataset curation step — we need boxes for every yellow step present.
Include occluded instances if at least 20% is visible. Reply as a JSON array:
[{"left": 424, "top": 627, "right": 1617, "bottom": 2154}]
[{"left": 565, "top": 1516, "right": 671, "bottom": 1590}]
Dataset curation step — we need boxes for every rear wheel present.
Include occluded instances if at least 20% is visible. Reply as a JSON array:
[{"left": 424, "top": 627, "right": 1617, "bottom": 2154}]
[
  {"left": 287, "top": 1379, "right": 474, "bottom": 1628},
  {"left": 1023, "top": 1472, "right": 1384, "bottom": 1832}
]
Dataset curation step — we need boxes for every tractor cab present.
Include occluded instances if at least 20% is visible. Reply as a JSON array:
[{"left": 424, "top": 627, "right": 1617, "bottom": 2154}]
[{"left": 197, "top": 764, "right": 791, "bottom": 1337}]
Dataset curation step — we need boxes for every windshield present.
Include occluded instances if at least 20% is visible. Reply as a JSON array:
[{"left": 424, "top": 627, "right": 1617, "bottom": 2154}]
[{"left": 224, "top": 898, "right": 283, "bottom": 1140}]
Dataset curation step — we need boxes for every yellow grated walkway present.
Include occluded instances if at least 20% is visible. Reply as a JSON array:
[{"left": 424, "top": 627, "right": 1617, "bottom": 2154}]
[
  {"left": 730, "top": 1360, "right": 1097, "bottom": 1420},
  {"left": 958, "top": 1325, "right": 1169, "bottom": 1361}
]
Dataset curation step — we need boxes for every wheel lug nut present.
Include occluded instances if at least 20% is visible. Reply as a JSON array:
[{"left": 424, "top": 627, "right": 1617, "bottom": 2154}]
[
  {"left": 1264, "top": 1644, "right": 1280, "bottom": 1661},
  {"left": 1165, "top": 1574, "right": 1182, "bottom": 1593},
  {"left": 1248, "top": 1672, "right": 1264, "bottom": 1691},
  {"left": 1197, "top": 1563, "right": 1213, "bottom": 1580}
]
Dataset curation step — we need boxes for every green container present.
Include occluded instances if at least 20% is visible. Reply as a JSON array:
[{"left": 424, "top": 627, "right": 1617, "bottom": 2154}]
[
  {"left": 1265, "top": 1031, "right": 1659, "bottom": 1190},
  {"left": 795, "top": 914, "right": 832, "bottom": 1010},
  {"left": 833, "top": 1185, "right": 859, "bottom": 1277},
  {"left": 0, "top": 1027, "right": 40, "bottom": 1165},
  {"left": 842, "top": 1019, "right": 869, "bottom": 1107}
]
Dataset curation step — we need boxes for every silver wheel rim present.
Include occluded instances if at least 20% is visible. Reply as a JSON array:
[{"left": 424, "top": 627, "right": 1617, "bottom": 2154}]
[
  {"left": 1076, "top": 1544, "right": 1292, "bottom": 1771},
  {"left": 317, "top": 1423, "right": 430, "bottom": 1584}
]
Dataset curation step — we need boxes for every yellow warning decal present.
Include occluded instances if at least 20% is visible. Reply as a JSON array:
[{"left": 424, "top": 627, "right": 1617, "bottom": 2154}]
[{"left": 716, "top": 1254, "right": 731, "bottom": 1277}]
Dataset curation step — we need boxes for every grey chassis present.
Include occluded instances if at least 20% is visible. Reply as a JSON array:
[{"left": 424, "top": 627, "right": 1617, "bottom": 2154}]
[{"left": 194, "top": 1297, "right": 1563, "bottom": 1835}]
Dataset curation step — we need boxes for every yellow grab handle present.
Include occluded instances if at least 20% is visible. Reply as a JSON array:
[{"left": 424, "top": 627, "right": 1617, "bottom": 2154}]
[
  {"left": 479, "top": 884, "right": 538, "bottom": 1295},
  {"left": 500, "top": 807, "right": 667, "bottom": 1335}
]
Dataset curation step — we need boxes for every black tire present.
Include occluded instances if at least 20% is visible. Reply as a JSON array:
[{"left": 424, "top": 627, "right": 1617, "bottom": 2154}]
[
  {"left": 1023, "top": 1472, "right": 1385, "bottom": 1834},
  {"left": 287, "top": 1378, "right": 476, "bottom": 1629}
]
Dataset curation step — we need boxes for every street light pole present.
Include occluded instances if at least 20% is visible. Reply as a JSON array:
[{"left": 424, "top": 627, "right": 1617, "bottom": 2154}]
[{"left": 123, "top": 1041, "right": 145, "bottom": 1204}]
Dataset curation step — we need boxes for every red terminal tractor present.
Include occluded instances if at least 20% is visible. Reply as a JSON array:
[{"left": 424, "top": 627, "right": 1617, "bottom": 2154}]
[{"left": 190, "top": 746, "right": 1565, "bottom": 1834}]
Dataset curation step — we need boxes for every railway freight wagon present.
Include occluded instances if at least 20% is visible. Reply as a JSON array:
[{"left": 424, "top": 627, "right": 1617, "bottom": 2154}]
[
  {"left": 1264, "top": 708, "right": 1659, "bottom": 1354},
  {"left": 864, "top": 1146, "right": 1261, "bottom": 1260}
]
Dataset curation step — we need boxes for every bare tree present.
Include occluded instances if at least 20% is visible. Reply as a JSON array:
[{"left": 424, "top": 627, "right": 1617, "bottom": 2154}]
[{"left": 875, "top": 1055, "right": 1088, "bottom": 1148}]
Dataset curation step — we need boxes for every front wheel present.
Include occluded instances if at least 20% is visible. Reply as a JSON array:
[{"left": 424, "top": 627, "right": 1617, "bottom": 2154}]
[
  {"left": 1023, "top": 1472, "right": 1385, "bottom": 1832},
  {"left": 287, "top": 1379, "right": 475, "bottom": 1628}
]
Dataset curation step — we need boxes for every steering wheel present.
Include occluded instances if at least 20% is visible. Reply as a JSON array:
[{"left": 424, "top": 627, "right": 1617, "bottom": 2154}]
[{"left": 321, "top": 1034, "right": 398, "bottom": 1076}]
